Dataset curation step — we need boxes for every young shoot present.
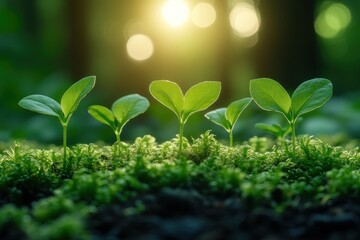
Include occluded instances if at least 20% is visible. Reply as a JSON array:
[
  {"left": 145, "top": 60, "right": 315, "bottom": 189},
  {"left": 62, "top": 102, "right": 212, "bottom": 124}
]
[
  {"left": 88, "top": 94, "right": 150, "bottom": 143},
  {"left": 149, "top": 80, "right": 221, "bottom": 154},
  {"left": 255, "top": 123, "right": 291, "bottom": 140},
  {"left": 19, "top": 76, "right": 96, "bottom": 159},
  {"left": 205, "top": 98, "right": 252, "bottom": 147},
  {"left": 250, "top": 78, "right": 332, "bottom": 156}
]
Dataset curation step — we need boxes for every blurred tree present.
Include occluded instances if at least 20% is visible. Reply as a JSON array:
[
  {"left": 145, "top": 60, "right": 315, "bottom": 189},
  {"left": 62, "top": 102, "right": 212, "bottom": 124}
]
[
  {"left": 315, "top": 0, "right": 360, "bottom": 94},
  {"left": 66, "top": 0, "right": 90, "bottom": 79},
  {"left": 1, "top": 0, "right": 360, "bottom": 143},
  {"left": 254, "top": 0, "right": 319, "bottom": 90}
]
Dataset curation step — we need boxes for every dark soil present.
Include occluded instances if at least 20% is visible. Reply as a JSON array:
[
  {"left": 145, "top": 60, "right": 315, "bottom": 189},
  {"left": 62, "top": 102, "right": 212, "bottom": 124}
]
[{"left": 88, "top": 188, "right": 360, "bottom": 240}]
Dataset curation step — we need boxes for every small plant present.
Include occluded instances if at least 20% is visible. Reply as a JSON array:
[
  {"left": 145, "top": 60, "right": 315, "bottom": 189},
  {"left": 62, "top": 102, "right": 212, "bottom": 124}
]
[
  {"left": 255, "top": 123, "right": 291, "bottom": 140},
  {"left": 205, "top": 98, "right": 252, "bottom": 147},
  {"left": 19, "top": 76, "right": 96, "bottom": 159},
  {"left": 149, "top": 80, "right": 221, "bottom": 154},
  {"left": 250, "top": 78, "right": 332, "bottom": 155},
  {"left": 88, "top": 94, "right": 150, "bottom": 143}
]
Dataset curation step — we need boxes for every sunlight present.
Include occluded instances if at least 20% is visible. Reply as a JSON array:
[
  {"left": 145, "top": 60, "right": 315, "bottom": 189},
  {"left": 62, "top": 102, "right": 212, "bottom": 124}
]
[
  {"left": 161, "top": 0, "right": 189, "bottom": 27},
  {"left": 126, "top": 34, "right": 154, "bottom": 61},
  {"left": 191, "top": 2, "right": 216, "bottom": 28},
  {"left": 315, "top": 2, "right": 351, "bottom": 39},
  {"left": 229, "top": 2, "right": 260, "bottom": 38}
]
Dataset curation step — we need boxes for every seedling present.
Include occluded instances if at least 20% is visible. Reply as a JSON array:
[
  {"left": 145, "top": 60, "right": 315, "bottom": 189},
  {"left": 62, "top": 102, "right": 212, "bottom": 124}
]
[
  {"left": 255, "top": 123, "right": 291, "bottom": 140},
  {"left": 250, "top": 78, "right": 332, "bottom": 155},
  {"left": 88, "top": 94, "right": 150, "bottom": 143},
  {"left": 149, "top": 80, "right": 221, "bottom": 154},
  {"left": 205, "top": 98, "right": 252, "bottom": 147},
  {"left": 19, "top": 76, "right": 96, "bottom": 159}
]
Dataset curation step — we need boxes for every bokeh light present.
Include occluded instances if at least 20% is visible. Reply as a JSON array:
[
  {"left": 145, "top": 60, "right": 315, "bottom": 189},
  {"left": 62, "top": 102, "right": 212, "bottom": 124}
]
[
  {"left": 161, "top": 0, "right": 189, "bottom": 27},
  {"left": 315, "top": 2, "right": 351, "bottom": 39},
  {"left": 126, "top": 34, "right": 154, "bottom": 61},
  {"left": 191, "top": 2, "right": 216, "bottom": 28},
  {"left": 229, "top": 2, "right": 260, "bottom": 38}
]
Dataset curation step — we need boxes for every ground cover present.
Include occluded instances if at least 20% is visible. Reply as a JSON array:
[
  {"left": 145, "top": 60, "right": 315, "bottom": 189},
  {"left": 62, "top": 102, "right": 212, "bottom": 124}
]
[{"left": 1, "top": 133, "right": 360, "bottom": 239}]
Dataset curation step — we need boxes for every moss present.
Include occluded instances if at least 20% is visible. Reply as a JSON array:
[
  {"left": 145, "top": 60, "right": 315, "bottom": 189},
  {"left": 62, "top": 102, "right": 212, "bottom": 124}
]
[{"left": 1, "top": 134, "right": 360, "bottom": 238}]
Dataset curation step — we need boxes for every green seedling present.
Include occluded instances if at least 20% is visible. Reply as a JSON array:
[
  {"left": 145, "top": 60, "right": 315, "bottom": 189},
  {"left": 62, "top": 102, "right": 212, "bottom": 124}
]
[
  {"left": 19, "top": 76, "right": 96, "bottom": 159},
  {"left": 149, "top": 80, "right": 221, "bottom": 154},
  {"left": 255, "top": 123, "right": 291, "bottom": 140},
  {"left": 250, "top": 78, "right": 332, "bottom": 155},
  {"left": 205, "top": 98, "right": 252, "bottom": 147},
  {"left": 88, "top": 94, "right": 150, "bottom": 143}
]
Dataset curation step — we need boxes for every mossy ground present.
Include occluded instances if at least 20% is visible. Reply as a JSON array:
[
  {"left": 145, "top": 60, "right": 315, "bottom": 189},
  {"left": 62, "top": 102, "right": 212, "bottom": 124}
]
[{"left": 1, "top": 132, "right": 360, "bottom": 239}]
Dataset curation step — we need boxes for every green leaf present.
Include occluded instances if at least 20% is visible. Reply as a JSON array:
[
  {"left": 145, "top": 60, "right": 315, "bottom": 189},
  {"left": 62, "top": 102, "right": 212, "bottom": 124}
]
[
  {"left": 88, "top": 105, "right": 115, "bottom": 129},
  {"left": 61, "top": 76, "right": 96, "bottom": 118},
  {"left": 183, "top": 81, "right": 221, "bottom": 122},
  {"left": 149, "top": 80, "right": 184, "bottom": 119},
  {"left": 112, "top": 94, "right": 150, "bottom": 126},
  {"left": 205, "top": 108, "right": 230, "bottom": 132},
  {"left": 226, "top": 97, "right": 252, "bottom": 129},
  {"left": 255, "top": 123, "right": 283, "bottom": 136},
  {"left": 255, "top": 123, "right": 291, "bottom": 138},
  {"left": 291, "top": 78, "right": 332, "bottom": 118},
  {"left": 250, "top": 78, "right": 291, "bottom": 118},
  {"left": 19, "top": 95, "right": 63, "bottom": 118}
]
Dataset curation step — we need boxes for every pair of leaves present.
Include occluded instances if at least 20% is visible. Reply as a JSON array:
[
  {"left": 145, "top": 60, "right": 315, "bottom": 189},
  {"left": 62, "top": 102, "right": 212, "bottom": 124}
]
[
  {"left": 249, "top": 78, "right": 333, "bottom": 122},
  {"left": 149, "top": 80, "right": 221, "bottom": 123},
  {"left": 19, "top": 76, "right": 96, "bottom": 124},
  {"left": 205, "top": 98, "right": 252, "bottom": 132},
  {"left": 88, "top": 94, "right": 149, "bottom": 135},
  {"left": 255, "top": 123, "right": 291, "bottom": 139}
]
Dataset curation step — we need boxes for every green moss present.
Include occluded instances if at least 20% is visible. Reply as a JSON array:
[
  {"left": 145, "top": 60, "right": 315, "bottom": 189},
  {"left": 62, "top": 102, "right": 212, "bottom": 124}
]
[{"left": 1, "top": 134, "right": 360, "bottom": 238}]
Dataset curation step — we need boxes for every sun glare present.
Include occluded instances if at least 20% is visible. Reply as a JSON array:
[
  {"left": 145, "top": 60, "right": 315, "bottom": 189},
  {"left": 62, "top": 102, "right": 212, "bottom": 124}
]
[
  {"left": 126, "top": 34, "right": 154, "bottom": 61},
  {"left": 161, "top": 0, "right": 189, "bottom": 27},
  {"left": 230, "top": 3, "right": 260, "bottom": 38},
  {"left": 315, "top": 2, "right": 351, "bottom": 39},
  {"left": 191, "top": 2, "right": 216, "bottom": 28}
]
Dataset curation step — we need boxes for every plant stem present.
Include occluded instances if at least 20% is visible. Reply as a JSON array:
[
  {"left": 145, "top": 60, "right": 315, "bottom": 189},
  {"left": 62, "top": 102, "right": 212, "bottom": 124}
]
[
  {"left": 179, "top": 122, "right": 184, "bottom": 155},
  {"left": 63, "top": 124, "right": 67, "bottom": 160},
  {"left": 290, "top": 121, "right": 296, "bottom": 157},
  {"left": 229, "top": 130, "right": 233, "bottom": 147},
  {"left": 114, "top": 130, "right": 121, "bottom": 155},
  {"left": 115, "top": 131, "right": 121, "bottom": 143}
]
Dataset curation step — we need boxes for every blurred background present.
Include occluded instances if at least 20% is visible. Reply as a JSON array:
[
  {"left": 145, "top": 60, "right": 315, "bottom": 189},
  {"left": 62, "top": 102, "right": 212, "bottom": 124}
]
[{"left": 1, "top": 0, "right": 360, "bottom": 145}]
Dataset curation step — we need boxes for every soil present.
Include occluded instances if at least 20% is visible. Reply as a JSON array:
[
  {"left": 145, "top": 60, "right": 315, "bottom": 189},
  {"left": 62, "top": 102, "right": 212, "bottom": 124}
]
[{"left": 88, "top": 188, "right": 360, "bottom": 240}]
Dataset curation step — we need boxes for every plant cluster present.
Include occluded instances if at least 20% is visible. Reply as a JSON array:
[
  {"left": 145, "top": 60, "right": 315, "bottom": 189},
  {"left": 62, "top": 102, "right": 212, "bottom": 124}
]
[
  {"left": 18, "top": 76, "right": 333, "bottom": 158},
  {"left": 5, "top": 71, "right": 360, "bottom": 240}
]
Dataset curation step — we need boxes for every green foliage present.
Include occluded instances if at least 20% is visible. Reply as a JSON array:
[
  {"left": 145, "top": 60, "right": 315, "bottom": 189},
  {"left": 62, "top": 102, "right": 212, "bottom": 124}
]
[
  {"left": 149, "top": 80, "right": 183, "bottom": 119},
  {"left": 19, "top": 76, "right": 96, "bottom": 159},
  {"left": 325, "top": 167, "right": 360, "bottom": 199},
  {"left": 1, "top": 134, "right": 360, "bottom": 239},
  {"left": 149, "top": 80, "right": 221, "bottom": 154},
  {"left": 32, "top": 196, "right": 92, "bottom": 224},
  {"left": 0, "top": 143, "right": 60, "bottom": 206},
  {"left": 17, "top": 95, "right": 64, "bottom": 118},
  {"left": 250, "top": 78, "right": 291, "bottom": 116},
  {"left": 205, "top": 98, "right": 252, "bottom": 146},
  {"left": 291, "top": 79, "right": 333, "bottom": 118},
  {"left": 61, "top": 77, "right": 96, "bottom": 118},
  {"left": 255, "top": 123, "right": 291, "bottom": 140},
  {"left": 186, "top": 131, "right": 220, "bottom": 164},
  {"left": 19, "top": 76, "right": 96, "bottom": 124},
  {"left": 88, "top": 94, "right": 149, "bottom": 143},
  {"left": 250, "top": 78, "right": 333, "bottom": 155},
  {"left": 0, "top": 205, "right": 28, "bottom": 239}
]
